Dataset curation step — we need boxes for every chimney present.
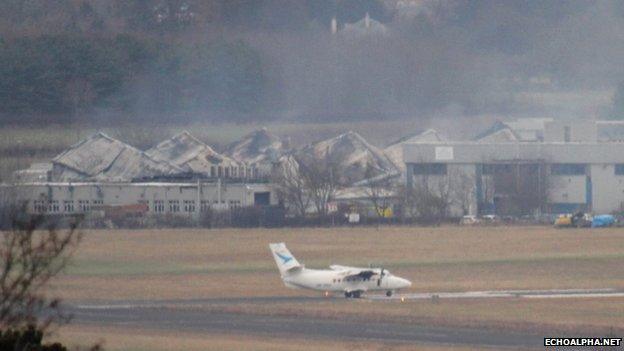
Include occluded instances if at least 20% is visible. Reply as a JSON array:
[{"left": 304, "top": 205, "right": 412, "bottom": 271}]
[{"left": 331, "top": 17, "right": 337, "bottom": 34}]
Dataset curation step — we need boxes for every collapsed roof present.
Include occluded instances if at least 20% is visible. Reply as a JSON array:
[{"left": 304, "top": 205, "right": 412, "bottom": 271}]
[
  {"left": 224, "top": 128, "right": 284, "bottom": 165},
  {"left": 474, "top": 119, "right": 552, "bottom": 142},
  {"left": 296, "top": 131, "right": 398, "bottom": 186},
  {"left": 52, "top": 132, "right": 182, "bottom": 182},
  {"left": 384, "top": 129, "right": 446, "bottom": 172},
  {"left": 146, "top": 131, "right": 239, "bottom": 175}
]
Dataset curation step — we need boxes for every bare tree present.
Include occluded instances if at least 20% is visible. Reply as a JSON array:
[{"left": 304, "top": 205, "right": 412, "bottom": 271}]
[
  {"left": 479, "top": 162, "right": 554, "bottom": 216},
  {"left": 449, "top": 170, "right": 475, "bottom": 216},
  {"left": 1, "top": 214, "right": 82, "bottom": 330},
  {"left": 363, "top": 165, "right": 396, "bottom": 220},
  {"left": 405, "top": 173, "right": 451, "bottom": 224},
  {"left": 271, "top": 155, "right": 311, "bottom": 218},
  {"left": 297, "top": 157, "right": 338, "bottom": 217}
]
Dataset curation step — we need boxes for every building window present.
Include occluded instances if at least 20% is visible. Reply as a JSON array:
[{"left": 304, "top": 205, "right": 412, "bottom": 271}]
[
  {"left": 64, "top": 200, "right": 74, "bottom": 213},
  {"left": 200, "top": 200, "right": 210, "bottom": 212},
  {"left": 551, "top": 164, "right": 586, "bottom": 175},
  {"left": 225, "top": 167, "right": 230, "bottom": 178},
  {"left": 78, "top": 200, "right": 90, "bottom": 212},
  {"left": 210, "top": 166, "right": 216, "bottom": 177},
  {"left": 154, "top": 200, "right": 165, "bottom": 213},
  {"left": 482, "top": 164, "right": 513, "bottom": 175},
  {"left": 412, "top": 163, "right": 447, "bottom": 175},
  {"left": 93, "top": 199, "right": 103, "bottom": 207},
  {"left": 183, "top": 200, "right": 195, "bottom": 212},
  {"left": 232, "top": 167, "right": 237, "bottom": 177},
  {"left": 229, "top": 200, "right": 241, "bottom": 209},
  {"left": 168, "top": 200, "right": 180, "bottom": 213},
  {"left": 616, "top": 164, "right": 624, "bottom": 175},
  {"left": 46, "top": 200, "right": 59, "bottom": 213},
  {"left": 34, "top": 200, "right": 46, "bottom": 213},
  {"left": 564, "top": 126, "right": 571, "bottom": 142}
]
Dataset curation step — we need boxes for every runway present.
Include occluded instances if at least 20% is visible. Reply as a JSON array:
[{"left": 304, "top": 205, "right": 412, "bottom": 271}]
[
  {"left": 68, "top": 288, "right": 624, "bottom": 348},
  {"left": 370, "top": 288, "right": 624, "bottom": 301},
  {"left": 72, "top": 288, "right": 624, "bottom": 310},
  {"left": 69, "top": 304, "right": 543, "bottom": 348}
]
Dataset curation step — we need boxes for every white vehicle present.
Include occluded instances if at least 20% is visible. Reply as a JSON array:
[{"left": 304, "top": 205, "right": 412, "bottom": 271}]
[{"left": 269, "top": 242, "right": 412, "bottom": 298}]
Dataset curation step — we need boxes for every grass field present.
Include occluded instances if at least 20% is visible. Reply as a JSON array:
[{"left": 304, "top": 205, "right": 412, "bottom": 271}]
[{"left": 48, "top": 225, "right": 624, "bottom": 350}]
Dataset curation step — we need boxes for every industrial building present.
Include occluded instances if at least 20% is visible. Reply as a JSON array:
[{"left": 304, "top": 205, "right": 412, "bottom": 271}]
[
  {"left": 402, "top": 119, "right": 624, "bottom": 217},
  {"left": 5, "top": 181, "right": 276, "bottom": 218},
  {"left": 7, "top": 131, "right": 280, "bottom": 220}
]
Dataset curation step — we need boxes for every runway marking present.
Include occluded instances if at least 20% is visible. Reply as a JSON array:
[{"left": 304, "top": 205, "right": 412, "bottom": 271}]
[
  {"left": 370, "top": 288, "right": 624, "bottom": 301},
  {"left": 70, "top": 288, "right": 624, "bottom": 311}
]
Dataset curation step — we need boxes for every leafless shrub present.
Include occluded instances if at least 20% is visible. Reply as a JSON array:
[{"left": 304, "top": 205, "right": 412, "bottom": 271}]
[
  {"left": 297, "top": 156, "right": 338, "bottom": 217},
  {"left": 1, "top": 214, "right": 82, "bottom": 331},
  {"left": 271, "top": 156, "right": 311, "bottom": 218}
]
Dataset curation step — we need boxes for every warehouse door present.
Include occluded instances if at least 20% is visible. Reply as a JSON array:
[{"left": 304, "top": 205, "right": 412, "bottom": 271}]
[{"left": 254, "top": 192, "right": 270, "bottom": 206}]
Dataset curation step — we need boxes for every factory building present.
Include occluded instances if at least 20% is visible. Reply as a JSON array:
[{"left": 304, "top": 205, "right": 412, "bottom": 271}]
[
  {"left": 403, "top": 120, "right": 624, "bottom": 216},
  {"left": 5, "top": 181, "right": 276, "bottom": 218}
]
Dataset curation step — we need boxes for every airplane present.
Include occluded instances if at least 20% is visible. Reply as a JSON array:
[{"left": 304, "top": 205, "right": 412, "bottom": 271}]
[{"left": 269, "top": 242, "right": 411, "bottom": 298}]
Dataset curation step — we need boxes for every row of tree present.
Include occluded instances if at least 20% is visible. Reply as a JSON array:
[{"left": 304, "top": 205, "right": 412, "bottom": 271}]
[
  {"left": 273, "top": 159, "right": 554, "bottom": 223},
  {"left": 0, "top": 34, "right": 266, "bottom": 122}
]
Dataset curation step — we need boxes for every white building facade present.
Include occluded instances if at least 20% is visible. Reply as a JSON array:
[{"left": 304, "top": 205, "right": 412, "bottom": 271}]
[
  {"left": 4, "top": 181, "right": 277, "bottom": 219},
  {"left": 403, "top": 142, "right": 624, "bottom": 216}
]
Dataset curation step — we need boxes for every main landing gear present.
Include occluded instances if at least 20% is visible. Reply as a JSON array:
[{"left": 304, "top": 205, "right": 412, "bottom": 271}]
[
  {"left": 344, "top": 291, "right": 362, "bottom": 298},
  {"left": 386, "top": 291, "right": 393, "bottom": 297}
]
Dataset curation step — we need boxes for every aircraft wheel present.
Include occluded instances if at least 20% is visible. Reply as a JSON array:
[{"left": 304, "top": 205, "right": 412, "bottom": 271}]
[
  {"left": 344, "top": 291, "right": 352, "bottom": 298},
  {"left": 386, "top": 291, "right": 393, "bottom": 297},
  {"left": 353, "top": 291, "right": 361, "bottom": 298}
]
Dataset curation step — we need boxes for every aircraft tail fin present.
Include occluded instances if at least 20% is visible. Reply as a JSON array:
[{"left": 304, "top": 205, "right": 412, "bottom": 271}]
[{"left": 269, "top": 242, "right": 302, "bottom": 276}]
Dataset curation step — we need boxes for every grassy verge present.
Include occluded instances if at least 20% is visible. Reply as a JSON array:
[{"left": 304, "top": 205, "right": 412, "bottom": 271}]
[{"left": 45, "top": 226, "right": 624, "bottom": 348}]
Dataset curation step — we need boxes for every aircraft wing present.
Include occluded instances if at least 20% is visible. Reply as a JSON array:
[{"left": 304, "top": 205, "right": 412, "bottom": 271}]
[{"left": 329, "top": 265, "right": 379, "bottom": 279}]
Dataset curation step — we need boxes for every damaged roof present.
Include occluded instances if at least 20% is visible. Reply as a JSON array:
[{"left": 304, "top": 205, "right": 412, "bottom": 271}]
[
  {"left": 297, "top": 131, "right": 398, "bottom": 185},
  {"left": 224, "top": 128, "right": 284, "bottom": 165},
  {"left": 385, "top": 129, "right": 447, "bottom": 171},
  {"left": 474, "top": 119, "right": 551, "bottom": 142},
  {"left": 146, "top": 131, "right": 239, "bottom": 174},
  {"left": 52, "top": 132, "right": 182, "bottom": 182}
]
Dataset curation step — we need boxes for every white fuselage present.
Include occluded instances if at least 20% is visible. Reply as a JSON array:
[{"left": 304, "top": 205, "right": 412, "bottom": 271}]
[{"left": 281, "top": 268, "right": 411, "bottom": 293}]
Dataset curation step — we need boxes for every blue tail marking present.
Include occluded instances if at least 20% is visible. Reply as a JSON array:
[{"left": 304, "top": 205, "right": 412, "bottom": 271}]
[{"left": 276, "top": 252, "right": 293, "bottom": 264}]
